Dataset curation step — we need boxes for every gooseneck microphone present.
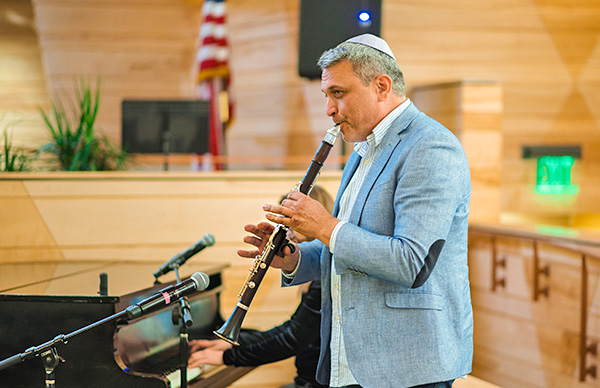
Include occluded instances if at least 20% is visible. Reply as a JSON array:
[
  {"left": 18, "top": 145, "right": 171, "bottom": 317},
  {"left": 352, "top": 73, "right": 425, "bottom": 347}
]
[
  {"left": 153, "top": 234, "right": 215, "bottom": 279},
  {"left": 126, "top": 272, "right": 210, "bottom": 320}
]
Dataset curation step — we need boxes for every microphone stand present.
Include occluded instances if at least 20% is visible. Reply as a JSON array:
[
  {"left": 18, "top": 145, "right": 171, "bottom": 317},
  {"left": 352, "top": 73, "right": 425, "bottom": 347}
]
[
  {"left": 41, "top": 347, "right": 59, "bottom": 388},
  {"left": 170, "top": 264, "right": 193, "bottom": 388},
  {"left": 1, "top": 272, "right": 200, "bottom": 387},
  {"left": 0, "top": 308, "right": 130, "bottom": 387}
]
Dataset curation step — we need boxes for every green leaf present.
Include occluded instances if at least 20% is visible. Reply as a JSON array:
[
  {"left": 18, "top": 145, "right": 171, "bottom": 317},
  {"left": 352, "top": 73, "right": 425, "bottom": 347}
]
[{"left": 38, "top": 77, "right": 128, "bottom": 171}]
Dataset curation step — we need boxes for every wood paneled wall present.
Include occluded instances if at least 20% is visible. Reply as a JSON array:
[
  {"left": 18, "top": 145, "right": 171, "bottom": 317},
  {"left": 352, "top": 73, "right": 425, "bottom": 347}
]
[
  {"left": 0, "top": 172, "right": 501, "bottom": 388},
  {"left": 2, "top": 0, "right": 599, "bottom": 220},
  {"left": 31, "top": 0, "right": 204, "bottom": 146},
  {"left": 2, "top": 2, "right": 600, "bottom": 385},
  {"left": 0, "top": 171, "right": 342, "bottom": 388},
  {"left": 413, "top": 81, "right": 503, "bottom": 223},
  {"left": 0, "top": 171, "right": 340, "bottom": 305},
  {"left": 0, "top": 0, "right": 49, "bottom": 147}
]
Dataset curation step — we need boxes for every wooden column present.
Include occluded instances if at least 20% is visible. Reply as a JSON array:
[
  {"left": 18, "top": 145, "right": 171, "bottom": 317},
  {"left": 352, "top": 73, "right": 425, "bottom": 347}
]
[{"left": 411, "top": 81, "right": 503, "bottom": 223}]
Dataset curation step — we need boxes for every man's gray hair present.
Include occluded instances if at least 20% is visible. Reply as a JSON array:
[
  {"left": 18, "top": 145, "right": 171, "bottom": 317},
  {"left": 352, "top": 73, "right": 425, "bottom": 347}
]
[{"left": 317, "top": 42, "right": 405, "bottom": 96}]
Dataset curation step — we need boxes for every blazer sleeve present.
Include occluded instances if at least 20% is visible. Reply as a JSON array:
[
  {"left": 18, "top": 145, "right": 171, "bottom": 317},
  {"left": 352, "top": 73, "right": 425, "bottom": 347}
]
[{"left": 282, "top": 238, "right": 325, "bottom": 286}]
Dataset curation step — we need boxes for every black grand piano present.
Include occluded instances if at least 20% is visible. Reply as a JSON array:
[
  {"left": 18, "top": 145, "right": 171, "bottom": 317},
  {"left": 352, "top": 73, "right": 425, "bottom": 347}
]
[{"left": 0, "top": 269, "right": 253, "bottom": 388}]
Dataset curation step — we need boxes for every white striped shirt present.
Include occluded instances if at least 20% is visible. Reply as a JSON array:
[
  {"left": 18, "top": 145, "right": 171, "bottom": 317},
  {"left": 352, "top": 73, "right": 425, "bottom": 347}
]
[{"left": 328, "top": 99, "right": 410, "bottom": 387}]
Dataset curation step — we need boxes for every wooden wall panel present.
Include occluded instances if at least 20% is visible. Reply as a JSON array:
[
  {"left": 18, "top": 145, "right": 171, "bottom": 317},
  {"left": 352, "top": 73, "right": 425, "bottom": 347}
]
[
  {"left": 0, "top": 0, "right": 49, "bottom": 147},
  {"left": 0, "top": 170, "right": 341, "bottom": 306},
  {"left": 2, "top": 0, "right": 598, "bottom": 222},
  {"left": 0, "top": 171, "right": 344, "bottom": 387},
  {"left": 31, "top": 0, "right": 203, "bottom": 146},
  {"left": 0, "top": 172, "right": 502, "bottom": 388},
  {"left": 413, "top": 82, "right": 503, "bottom": 223},
  {"left": 381, "top": 0, "right": 600, "bottom": 223},
  {"left": 2, "top": 0, "right": 600, "bottom": 385}
]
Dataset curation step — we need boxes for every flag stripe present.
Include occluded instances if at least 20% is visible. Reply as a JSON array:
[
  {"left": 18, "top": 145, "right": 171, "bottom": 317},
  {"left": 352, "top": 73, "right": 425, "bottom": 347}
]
[{"left": 195, "top": 0, "right": 231, "bottom": 170}]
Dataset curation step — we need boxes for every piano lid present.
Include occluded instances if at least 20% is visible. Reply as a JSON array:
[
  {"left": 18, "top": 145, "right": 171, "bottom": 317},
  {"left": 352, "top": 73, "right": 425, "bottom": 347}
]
[
  {"left": 0, "top": 271, "right": 226, "bottom": 388},
  {"left": 0, "top": 294, "right": 168, "bottom": 388}
]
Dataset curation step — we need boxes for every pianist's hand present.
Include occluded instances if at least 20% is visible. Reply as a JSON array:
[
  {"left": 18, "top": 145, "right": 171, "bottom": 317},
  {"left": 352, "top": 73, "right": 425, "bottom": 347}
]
[
  {"left": 189, "top": 339, "right": 232, "bottom": 352},
  {"left": 188, "top": 339, "right": 232, "bottom": 368}
]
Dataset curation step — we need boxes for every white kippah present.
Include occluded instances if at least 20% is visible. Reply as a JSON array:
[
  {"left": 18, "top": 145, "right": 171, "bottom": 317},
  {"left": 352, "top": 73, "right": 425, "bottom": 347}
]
[{"left": 344, "top": 33, "right": 396, "bottom": 60}]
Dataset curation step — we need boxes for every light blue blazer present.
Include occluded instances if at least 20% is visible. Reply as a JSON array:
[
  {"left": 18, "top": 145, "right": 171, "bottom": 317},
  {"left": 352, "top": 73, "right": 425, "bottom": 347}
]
[{"left": 284, "top": 102, "right": 473, "bottom": 387}]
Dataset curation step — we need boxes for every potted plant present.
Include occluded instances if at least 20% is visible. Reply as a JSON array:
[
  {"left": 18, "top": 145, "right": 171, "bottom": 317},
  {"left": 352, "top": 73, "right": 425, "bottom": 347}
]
[
  {"left": 39, "top": 78, "right": 128, "bottom": 171},
  {"left": 0, "top": 118, "right": 35, "bottom": 172}
]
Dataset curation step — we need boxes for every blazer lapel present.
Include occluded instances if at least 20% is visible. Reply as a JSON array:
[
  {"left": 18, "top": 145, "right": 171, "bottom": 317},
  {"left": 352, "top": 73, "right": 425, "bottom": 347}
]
[
  {"left": 333, "top": 152, "right": 361, "bottom": 218},
  {"left": 347, "top": 103, "right": 421, "bottom": 225}
]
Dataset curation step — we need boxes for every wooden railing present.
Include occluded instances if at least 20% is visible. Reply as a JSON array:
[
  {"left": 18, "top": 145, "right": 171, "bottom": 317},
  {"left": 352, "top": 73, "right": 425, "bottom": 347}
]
[{"left": 469, "top": 223, "right": 600, "bottom": 384}]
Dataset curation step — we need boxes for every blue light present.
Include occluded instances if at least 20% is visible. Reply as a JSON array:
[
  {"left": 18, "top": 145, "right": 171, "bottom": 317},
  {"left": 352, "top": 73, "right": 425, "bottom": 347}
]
[{"left": 358, "top": 11, "right": 371, "bottom": 23}]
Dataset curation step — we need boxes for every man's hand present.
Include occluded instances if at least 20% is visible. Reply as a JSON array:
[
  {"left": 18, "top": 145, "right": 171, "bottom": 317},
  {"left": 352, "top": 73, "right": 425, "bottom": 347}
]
[
  {"left": 236, "top": 222, "right": 300, "bottom": 273},
  {"left": 263, "top": 191, "right": 339, "bottom": 246}
]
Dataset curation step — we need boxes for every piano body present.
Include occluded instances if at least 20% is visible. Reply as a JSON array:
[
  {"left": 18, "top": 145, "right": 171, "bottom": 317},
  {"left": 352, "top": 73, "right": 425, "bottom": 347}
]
[{"left": 0, "top": 269, "right": 253, "bottom": 388}]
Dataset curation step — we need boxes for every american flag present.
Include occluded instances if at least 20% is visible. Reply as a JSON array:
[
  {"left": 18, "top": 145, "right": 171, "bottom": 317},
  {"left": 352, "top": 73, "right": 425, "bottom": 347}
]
[{"left": 196, "top": 0, "right": 231, "bottom": 170}]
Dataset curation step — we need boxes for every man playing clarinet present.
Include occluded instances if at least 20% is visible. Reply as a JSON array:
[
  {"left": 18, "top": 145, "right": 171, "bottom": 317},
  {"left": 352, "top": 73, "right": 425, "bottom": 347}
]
[{"left": 239, "top": 34, "right": 473, "bottom": 388}]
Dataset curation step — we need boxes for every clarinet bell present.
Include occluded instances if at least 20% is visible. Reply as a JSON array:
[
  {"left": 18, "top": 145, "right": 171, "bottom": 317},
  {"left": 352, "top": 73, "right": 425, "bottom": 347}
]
[{"left": 213, "top": 306, "right": 245, "bottom": 346}]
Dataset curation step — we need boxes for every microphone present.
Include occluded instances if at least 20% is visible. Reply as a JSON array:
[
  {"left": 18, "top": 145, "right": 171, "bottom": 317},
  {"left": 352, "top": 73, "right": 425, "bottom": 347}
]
[
  {"left": 126, "top": 272, "right": 210, "bottom": 320},
  {"left": 153, "top": 233, "right": 215, "bottom": 279}
]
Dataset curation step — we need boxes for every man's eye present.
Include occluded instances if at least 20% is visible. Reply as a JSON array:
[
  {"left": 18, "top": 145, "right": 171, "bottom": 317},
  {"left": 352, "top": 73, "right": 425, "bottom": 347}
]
[{"left": 324, "top": 90, "right": 343, "bottom": 99}]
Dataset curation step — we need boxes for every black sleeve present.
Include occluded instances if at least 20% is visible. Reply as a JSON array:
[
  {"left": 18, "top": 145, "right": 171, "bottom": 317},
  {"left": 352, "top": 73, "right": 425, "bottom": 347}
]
[{"left": 222, "top": 281, "right": 321, "bottom": 367}]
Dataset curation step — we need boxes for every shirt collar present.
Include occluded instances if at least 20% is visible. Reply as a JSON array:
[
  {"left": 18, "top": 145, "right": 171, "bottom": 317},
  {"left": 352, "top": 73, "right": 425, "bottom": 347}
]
[{"left": 353, "top": 98, "right": 411, "bottom": 157}]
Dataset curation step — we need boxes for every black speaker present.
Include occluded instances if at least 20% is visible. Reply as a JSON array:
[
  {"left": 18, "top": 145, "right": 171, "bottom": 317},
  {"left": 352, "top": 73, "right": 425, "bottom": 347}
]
[{"left": 298, "top": 0, "right": 382, "bottom": 79}]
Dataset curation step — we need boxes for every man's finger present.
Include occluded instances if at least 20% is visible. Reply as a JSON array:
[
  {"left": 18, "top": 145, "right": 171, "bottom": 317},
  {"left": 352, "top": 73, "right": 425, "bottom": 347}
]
[{"left": 237, "top": 249, "right": 260, "bottom": 258}]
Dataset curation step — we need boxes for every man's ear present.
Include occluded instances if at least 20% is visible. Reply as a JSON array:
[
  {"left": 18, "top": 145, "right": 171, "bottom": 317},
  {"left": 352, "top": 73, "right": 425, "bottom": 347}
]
[{"left": 374, "top": 74, "right": 393, "bottom": 101}]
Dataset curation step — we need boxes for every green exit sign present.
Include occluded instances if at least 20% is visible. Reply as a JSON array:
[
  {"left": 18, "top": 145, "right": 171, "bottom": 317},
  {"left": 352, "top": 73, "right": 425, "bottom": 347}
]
[
  {"left": 522, "top": 145, "right": 581, "bottom": 196},
  {"left": 535, "top": 155, "right": 579, "bottom": 195}
]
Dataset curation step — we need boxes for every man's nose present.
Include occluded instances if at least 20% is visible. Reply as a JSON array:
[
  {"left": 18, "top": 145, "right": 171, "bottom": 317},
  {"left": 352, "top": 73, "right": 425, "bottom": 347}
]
[{"left": 326, "top": 98, "right": 337, "bottom": 117}]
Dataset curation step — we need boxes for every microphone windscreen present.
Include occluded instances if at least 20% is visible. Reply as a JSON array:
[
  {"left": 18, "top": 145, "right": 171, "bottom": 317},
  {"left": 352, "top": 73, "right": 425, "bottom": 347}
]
[
  {"left": 191, "top": 272, "right": 210, "bottom": 291},
  {"left": 202, "top": 233, "right": 216, "bottom": 247}
]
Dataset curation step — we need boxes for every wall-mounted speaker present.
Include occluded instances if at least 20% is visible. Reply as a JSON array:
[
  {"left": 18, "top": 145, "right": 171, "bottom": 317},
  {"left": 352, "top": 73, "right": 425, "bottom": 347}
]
[{"left": 298, "top": 0, "right": 382, "bottom": 79}]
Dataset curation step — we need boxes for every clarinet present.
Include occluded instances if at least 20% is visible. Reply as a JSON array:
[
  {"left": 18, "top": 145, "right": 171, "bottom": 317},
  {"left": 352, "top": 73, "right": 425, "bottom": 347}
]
[{"left": 214, "top": 125, "right": 341, "bottom": 345}]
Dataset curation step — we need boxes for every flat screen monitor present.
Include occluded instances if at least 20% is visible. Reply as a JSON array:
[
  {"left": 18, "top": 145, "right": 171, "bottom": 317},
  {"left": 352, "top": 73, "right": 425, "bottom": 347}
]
[{"left": 121, "top": 100, "right": 210, "bottom": 154}]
